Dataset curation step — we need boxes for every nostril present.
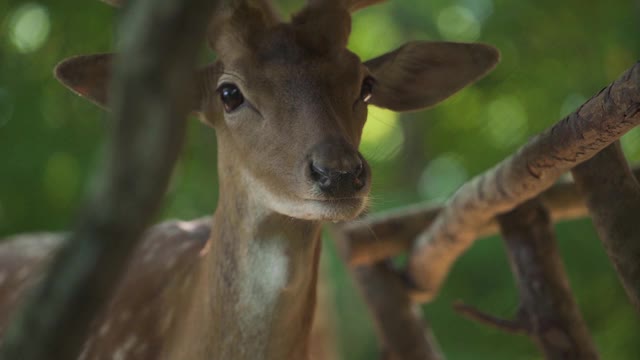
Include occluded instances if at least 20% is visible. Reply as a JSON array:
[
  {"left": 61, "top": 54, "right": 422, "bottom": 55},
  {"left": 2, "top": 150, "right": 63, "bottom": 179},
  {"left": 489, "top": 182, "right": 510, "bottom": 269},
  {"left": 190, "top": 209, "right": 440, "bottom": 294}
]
[
  {"left": 353, "top": 162, "right": 363, "bottom": 177},
  {"left": 310, "top": 162, "right": 333, "bottom": 190},
  {"left": 310, "top": 162, "right": 329, "bottom": 179}
]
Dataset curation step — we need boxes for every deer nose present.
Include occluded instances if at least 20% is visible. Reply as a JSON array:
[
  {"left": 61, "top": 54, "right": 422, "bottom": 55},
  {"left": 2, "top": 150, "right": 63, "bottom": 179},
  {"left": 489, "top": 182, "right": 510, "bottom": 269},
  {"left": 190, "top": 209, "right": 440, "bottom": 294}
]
[{"left": 308, "top": 141, "right": 367, "bottom": 196}]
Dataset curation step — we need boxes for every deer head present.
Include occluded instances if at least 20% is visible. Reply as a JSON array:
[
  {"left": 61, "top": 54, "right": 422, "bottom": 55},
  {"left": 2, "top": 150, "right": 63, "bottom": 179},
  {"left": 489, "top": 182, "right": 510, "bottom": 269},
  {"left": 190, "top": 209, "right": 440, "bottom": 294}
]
[{"left": 55, "top": 0, "right": 499, "bottom": 222}]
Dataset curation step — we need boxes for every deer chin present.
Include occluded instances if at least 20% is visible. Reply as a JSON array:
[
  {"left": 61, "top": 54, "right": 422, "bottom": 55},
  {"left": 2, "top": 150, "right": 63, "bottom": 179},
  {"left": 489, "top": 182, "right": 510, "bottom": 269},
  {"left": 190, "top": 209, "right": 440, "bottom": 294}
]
[
  {"left": 260, "top": 187, "right": 368, "bottom": 221},
  {"left": 242, "top": 168, "right": 368, "bottom": 221}
]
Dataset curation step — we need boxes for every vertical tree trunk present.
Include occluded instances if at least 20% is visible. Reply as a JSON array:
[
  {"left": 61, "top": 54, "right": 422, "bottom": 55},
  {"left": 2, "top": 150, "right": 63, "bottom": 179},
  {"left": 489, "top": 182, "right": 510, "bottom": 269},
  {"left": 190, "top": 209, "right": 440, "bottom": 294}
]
[
  {"left": 498, "top": 200, "right": 599, "bottom": 359},
  {"left": 352, "top": 262, "right": 444, "bottom": 360},
  {"left": 0, "top": 0, "right": 216, "bottom": 358},
  {"left": 571, "top": 142, "right": 640, "bottom": 313}
]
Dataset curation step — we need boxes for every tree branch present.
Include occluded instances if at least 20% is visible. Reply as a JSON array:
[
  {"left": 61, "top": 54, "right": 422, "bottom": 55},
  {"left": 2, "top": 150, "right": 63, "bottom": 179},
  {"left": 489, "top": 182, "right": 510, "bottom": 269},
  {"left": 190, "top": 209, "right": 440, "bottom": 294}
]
[
  {"left": 405, "top": 63, "right": 640, "bottom": 302},
  {"left": 336, "top": 171, "right": 608, "bottom": 266},
  {"left": 496, "top": 200, "right": 599, "bottom": 359},
  {"left": 572, "top": 142, "right": 640, "bottom": 313},
  {"left": 453, "top": 301, "right": 529, "bottom": 335},
  {"left": 350, "top": 260, "right": 444, "bottom": 360},
  {"left": 0, "top": 0, "right": 216, "bottom": 358}
]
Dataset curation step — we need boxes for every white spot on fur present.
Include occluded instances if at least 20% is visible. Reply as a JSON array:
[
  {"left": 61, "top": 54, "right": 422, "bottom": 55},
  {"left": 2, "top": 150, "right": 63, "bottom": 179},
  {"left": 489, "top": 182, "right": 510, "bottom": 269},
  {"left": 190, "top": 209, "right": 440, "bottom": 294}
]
[
  {"left": 177, "top": 220, "right": 199, "bottom": 232},
  {"left": 78, "top": 337, "right": 93, "bottom": 360},
  {"left": 98, "top": 321, "right": 111, "bottom": 337},
  {"left": 112, "top": 334, "right": 137, "bottom": 360}
]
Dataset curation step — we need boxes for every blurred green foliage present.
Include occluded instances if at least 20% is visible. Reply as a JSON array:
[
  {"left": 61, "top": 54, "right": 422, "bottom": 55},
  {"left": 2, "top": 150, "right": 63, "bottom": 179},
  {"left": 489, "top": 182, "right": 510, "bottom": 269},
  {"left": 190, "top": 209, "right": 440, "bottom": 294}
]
[{"left": 1, "top": 0, "right": 639, "bottom": 358}]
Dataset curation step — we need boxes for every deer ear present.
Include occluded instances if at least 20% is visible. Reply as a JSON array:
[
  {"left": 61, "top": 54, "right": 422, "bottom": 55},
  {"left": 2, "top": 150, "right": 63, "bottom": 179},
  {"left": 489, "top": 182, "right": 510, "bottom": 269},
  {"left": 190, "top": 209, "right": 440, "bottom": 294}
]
[
  {"left": 364, "top": 41, "right": 500, "bottom": 112},
  {"left": 55, "top": 53, "right": 113, "bottom": 109},
  {"left": 55, "top": 53, "right": 218, "bottom": 117}
]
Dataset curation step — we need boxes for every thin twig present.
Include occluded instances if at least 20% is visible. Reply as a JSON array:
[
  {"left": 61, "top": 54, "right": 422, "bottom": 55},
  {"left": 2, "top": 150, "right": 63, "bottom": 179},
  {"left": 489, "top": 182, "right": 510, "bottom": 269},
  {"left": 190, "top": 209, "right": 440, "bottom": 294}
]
[{"left": 452, "top": 301, "right": 529, "bottom": 335}]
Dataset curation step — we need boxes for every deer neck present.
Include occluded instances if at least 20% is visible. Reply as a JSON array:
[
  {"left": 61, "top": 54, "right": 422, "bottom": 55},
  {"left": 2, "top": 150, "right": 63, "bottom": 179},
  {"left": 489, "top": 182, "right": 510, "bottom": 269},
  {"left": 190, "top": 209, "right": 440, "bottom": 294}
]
[{"left": 179, "top": 158, "right": 323, "bottom": 359}]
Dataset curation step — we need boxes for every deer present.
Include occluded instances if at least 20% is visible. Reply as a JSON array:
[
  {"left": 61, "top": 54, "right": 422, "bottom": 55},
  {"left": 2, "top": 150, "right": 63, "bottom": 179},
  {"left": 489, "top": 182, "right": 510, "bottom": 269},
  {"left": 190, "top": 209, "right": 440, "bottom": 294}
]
[{"left": 0, "top": 0, "right": 499, "bottom": 358}]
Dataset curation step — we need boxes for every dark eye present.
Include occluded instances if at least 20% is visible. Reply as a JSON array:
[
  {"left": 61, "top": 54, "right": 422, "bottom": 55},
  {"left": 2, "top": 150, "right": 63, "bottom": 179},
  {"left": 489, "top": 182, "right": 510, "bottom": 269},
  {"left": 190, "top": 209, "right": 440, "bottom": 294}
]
[
  {"left": 218, "top": 83, "right": 244, "bottom": 113},
  {"left": 360, "top": 76, "right": 374, "bottom": 103}
]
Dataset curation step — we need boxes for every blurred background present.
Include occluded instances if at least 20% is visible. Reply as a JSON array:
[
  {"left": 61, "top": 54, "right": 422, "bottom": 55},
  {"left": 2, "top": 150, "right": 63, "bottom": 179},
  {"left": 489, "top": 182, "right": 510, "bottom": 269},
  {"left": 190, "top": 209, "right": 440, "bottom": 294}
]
[{"left": 1, "top": 0, "right": 639, "bottom": 358}]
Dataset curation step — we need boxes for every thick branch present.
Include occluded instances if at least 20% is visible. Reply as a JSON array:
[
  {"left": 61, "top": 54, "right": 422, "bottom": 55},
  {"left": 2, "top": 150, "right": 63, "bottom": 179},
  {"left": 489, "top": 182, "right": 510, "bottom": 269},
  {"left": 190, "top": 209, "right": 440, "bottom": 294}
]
[
  {"left": 337, "top": 173, "right": 600, "bottom": 266},
  {"left": 0, "top": 0, "right": 216, "bottom": 359},
  {"left": 351, "top": 261, "right": 444, "bottom": 360},
  {"left": 496, "top": 200, "right": 599, "bottom": 359},
  {"left": 406, "top": 63, "right": 640, "bottom": 302},
  {"left": 572, "top": 142, "right": 640, "bottom": 313}
]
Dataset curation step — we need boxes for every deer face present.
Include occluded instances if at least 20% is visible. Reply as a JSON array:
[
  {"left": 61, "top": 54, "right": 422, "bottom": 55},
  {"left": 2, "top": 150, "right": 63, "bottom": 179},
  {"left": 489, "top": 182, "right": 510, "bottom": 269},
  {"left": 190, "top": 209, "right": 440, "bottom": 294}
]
[
  {"left": 54, "top": 0, "right": 500, "bottom": 222},
  {"left": 202, "top": 22, "right": 375, "bottom": 221}
]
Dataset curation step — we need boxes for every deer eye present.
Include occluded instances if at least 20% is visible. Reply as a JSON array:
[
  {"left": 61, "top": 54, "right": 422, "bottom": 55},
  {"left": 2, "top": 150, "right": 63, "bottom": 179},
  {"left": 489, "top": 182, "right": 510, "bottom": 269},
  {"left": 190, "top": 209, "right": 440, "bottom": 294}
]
[
  {"left": 360, "top": 76, "right": 374, "bottom": 103},
  {"left": 218, "top": 83, "right": 244, "bottom": 113}
]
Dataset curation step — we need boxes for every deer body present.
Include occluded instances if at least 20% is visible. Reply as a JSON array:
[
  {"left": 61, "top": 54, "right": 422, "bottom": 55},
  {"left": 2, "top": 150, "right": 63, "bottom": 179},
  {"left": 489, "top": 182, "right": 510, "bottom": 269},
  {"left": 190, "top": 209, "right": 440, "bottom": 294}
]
[{"left": 0, "top": 0, "right": 499, "bottom": 358}]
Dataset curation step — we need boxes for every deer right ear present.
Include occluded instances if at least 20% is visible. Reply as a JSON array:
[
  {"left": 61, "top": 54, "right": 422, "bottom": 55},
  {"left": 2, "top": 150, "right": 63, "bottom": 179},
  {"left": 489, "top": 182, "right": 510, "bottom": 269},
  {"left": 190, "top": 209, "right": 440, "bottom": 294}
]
[
  {"left": 55, "top": 54, "right": 220, "bottom": 120},
  {"left": 55, "top": 54, "right": 113, "bottom": 110}
]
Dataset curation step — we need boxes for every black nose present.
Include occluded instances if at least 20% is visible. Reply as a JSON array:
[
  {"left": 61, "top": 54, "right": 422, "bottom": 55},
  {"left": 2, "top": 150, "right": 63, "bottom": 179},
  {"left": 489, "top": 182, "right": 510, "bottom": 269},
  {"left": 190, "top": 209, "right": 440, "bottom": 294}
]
[{"left": 308, "top": 141, "right": 367, "bottom": 197}]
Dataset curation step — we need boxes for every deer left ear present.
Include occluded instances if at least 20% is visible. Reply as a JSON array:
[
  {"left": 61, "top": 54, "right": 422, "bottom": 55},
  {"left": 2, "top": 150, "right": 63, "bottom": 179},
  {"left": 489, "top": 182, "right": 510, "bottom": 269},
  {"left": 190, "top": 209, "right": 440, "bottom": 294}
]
[{"left": 364, "top": 41, "right": 500, "bottom": 112}]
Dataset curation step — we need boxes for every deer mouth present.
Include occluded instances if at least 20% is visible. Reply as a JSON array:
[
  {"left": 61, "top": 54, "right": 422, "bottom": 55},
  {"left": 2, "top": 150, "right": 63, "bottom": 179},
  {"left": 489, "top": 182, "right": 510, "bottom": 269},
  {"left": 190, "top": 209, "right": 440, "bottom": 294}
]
[{"left": 296, "top": 196, "right": 368, "bottom": 221}]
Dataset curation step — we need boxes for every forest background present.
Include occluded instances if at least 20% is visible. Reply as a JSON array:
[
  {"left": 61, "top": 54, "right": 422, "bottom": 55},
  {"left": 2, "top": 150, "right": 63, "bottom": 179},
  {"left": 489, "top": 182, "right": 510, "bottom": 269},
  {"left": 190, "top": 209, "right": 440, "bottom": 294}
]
[{"left": 1, "top": 0, "right": 639, "bottom": 358}]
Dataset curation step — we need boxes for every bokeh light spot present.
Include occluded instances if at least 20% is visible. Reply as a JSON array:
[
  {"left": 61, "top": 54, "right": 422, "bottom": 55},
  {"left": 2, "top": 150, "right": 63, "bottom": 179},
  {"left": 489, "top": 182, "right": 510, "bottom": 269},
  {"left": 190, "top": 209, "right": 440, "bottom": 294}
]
[
  {"left": 418, "top": 153, "right": 468, "bottom": 201},
  {"left": 485, "top": 95, "right": 528, "bottom": 149},
  {"left": 348, "top": 7, "right": 402, "bottom": 59},
  {"left": 437, "top": 6, "right": 481, "bottom": 41},
  {"left": 460, "top": 0, "right": 494, "bottom": 22},
  {"left": 360, "top": 107, "right": 404, "bottom": 161},
  {"left": 8, "top": 3, "right": 51, "bottom": 54}
]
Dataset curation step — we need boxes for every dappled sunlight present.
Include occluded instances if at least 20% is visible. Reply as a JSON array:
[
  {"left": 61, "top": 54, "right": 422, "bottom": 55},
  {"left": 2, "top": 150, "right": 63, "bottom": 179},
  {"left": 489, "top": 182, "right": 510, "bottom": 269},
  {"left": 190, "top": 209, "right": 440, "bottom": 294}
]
[
  {"left": 348, "top": 5, "right": 401, "bottom": 59},
  {"left": 418, "top": 153, "right": 468, "bottom": 201},
  {"left": 8, "top": 3, "right": 51, "bottom": 54},
  {"left": 360, "top": 107, "right": 404, "bottom": 162},
  {"left": 484, "top": 95, "right": 528, "bottom": 149}
]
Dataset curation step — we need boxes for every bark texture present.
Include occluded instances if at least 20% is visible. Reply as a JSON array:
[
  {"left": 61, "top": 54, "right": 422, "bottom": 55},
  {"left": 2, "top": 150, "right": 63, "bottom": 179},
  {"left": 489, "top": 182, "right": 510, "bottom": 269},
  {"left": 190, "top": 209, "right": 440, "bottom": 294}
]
[
  {"left": 353, "top": 262, "right": 444, "bottom": 360},
  {"left": 407, "top": 63, "right": 640, "bottom": 302},
  {"left": 496, "top": 200, "right": 598, "bottom": 359},
  {"left": 0, "top": 0, "right": 216, "bottom": 358},
  {"left": 337, "top": 172, "right": 607, "bottom": 266},
  {"left": 572, "top": 142, "right": 640, "bottom": 313}
]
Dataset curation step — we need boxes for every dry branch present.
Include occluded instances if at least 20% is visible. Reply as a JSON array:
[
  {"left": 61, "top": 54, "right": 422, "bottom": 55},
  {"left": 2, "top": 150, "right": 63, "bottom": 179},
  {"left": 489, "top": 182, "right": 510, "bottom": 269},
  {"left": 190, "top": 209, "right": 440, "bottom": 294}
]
[
  {"left": 494, "top": 200, "right": 598, "bottom": 359},
  {"left": 351, "top": 261, "right": 444, "bottom": 360},
  {"left": 572, "top": 142, "right": 640, "bottom": 313},
  {"left": 406, "top": 62, "right": 640, "bottom": 302},
  {"left": 338, "top": 173, "right": 605, "bottom": 266},
  {"left": 0, "top": 0, "right": 216, "bottom": 358}
]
